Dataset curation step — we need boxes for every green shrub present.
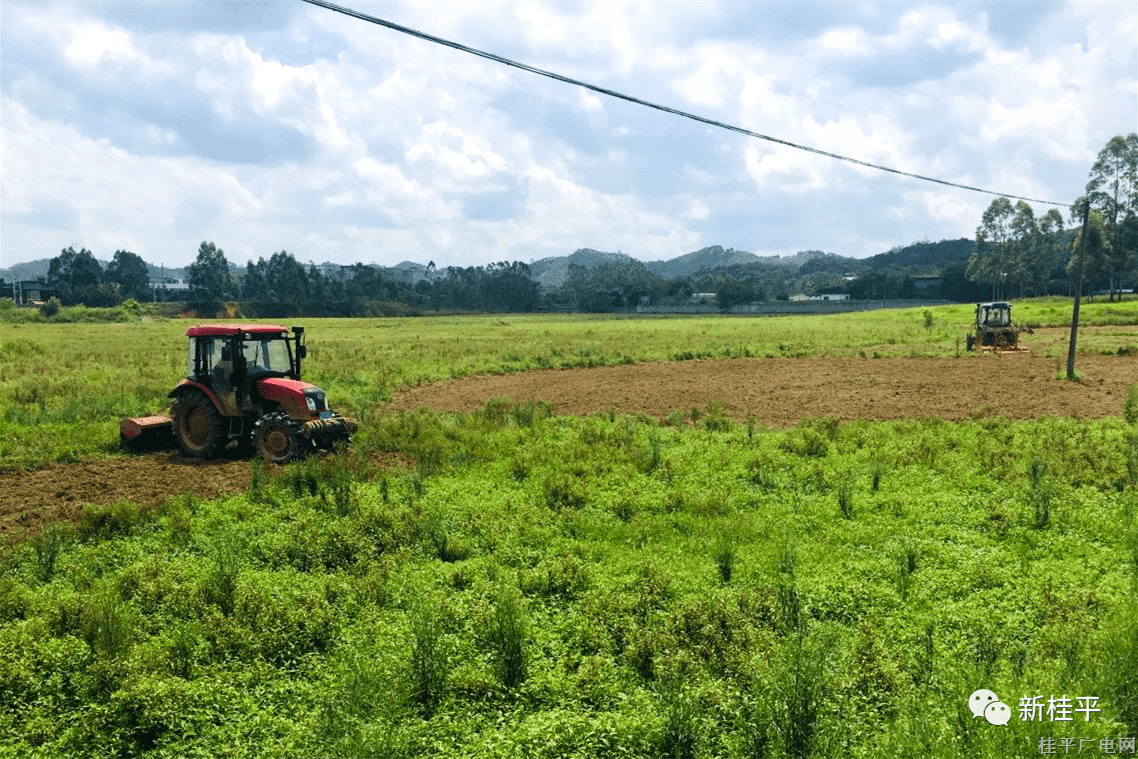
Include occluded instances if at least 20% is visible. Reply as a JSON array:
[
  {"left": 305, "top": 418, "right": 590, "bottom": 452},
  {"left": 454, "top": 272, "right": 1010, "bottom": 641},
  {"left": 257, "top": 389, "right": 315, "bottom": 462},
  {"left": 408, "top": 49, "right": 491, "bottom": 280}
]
[
  {"left": 895, "top": 542, "right": 918, "bottom": 602},
  {"left": 30, "top": 523, "right": 71, "bottom": 583},
  {"left": 1027, "top": 458, "right": 1055, "bottom": 529},
  {"left": 206, "top": 530, "right": 244, "bottom": 616},
  {"left": 233, "top": 572, "right": 339, "bottom": 665},
  {"left": 544, "top": 473, "right": 587, "bottom": 511},
  {"left": 701, "top": 401, "right": 733, "bottom": 432},
  {"left": 837, "top": 479, "right": 855, "bottom": 520},
  {"left": 80, "top": 500, "right": 144, "bottom": 540},
  {"left": 40, "top": 297, "right": 61, "bottom": 318},
  {"left": 419, "top": 501, "right": 469, "bottom": 563},
  {"left": 870, "top": 460, "right": 885, "bottom": 492}
]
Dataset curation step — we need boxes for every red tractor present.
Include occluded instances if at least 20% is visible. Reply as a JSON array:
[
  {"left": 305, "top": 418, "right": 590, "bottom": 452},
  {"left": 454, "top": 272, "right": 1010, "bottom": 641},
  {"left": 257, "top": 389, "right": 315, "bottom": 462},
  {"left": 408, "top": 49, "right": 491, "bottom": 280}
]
[{"left": 121, "top": 324, "right": 357, "bottom": 463}]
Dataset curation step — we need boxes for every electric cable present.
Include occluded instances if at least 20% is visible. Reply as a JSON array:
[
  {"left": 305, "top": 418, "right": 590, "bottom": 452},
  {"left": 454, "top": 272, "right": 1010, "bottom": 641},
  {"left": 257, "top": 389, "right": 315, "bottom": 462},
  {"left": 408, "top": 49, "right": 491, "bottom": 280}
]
[{"left": 300, "top": 0, "right": 1072, "bottom": 208}]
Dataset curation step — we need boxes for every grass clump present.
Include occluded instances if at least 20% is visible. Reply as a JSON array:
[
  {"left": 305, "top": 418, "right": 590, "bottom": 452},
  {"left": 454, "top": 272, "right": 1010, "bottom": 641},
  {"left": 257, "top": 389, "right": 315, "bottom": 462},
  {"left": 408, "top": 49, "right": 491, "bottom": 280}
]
[
  {"left": 1124, "top": 383, "right": 1138, "bottom": 426},
  {"left": 488, "top": 585, "right": 528, "bottom": 691},
  {"left": 409, "top": 599, "right": 450, "bottom": 717},
  {"left": 713, "top": 530, "right": 738, "bottom": 584}
]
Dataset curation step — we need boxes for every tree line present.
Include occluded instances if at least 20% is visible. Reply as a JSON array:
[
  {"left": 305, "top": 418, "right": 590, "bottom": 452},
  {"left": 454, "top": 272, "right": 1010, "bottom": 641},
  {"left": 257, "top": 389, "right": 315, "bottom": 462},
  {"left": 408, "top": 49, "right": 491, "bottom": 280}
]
[
  {"left": 967, "top": 133, "right": 1138, "bottom": 301},
  {"left": 22, "top": 135, "right": 1135, "bottom": 316}
]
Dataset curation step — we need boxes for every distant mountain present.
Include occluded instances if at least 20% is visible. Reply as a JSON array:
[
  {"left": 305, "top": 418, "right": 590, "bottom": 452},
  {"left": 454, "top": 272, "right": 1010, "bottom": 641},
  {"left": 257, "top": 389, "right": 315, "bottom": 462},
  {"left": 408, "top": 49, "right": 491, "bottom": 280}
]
[
  {"left": 796, "top": 252, "right": 867, "bottom": 276},
  {"left": 643, "top": 246, "right": 760, "bottom": 279},
  {"left": 529, "top": 248, "right": 640, "bottom": 288},
  {"left": 865, "top": 238, "right": 973, "bottom": 273},
  {"left": 0, "top": 258, "right": 55, "bottom": 282}
]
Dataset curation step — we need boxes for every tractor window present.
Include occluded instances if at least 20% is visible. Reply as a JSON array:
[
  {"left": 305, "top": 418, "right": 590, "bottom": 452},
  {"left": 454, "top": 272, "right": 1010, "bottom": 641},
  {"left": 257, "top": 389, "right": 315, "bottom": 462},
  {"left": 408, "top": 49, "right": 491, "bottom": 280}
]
[
  {"left": 189, "top": 337, "right": 216, "bottom": 379},
  {"left": 242, "top": 337, "right": 292, "bottom": 377}
]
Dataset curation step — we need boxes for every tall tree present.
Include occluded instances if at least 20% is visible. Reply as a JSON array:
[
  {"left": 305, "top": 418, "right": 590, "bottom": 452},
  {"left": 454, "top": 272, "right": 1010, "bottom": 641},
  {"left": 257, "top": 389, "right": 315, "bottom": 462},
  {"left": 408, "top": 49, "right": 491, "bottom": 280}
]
[
  {"left": 1067, "top": 199, "right": 1109, "bottom": 293},
  {"left": 307, "top": 264, "right": 334, "bottom": 312},
  {"left": 1008, "top": 201, "right": 1037, "bottom": 297},
  {"left": 47, "top": 246, "right": 103, "bottom": 305},
  {"left": 265, "top": 251, "right": 310, "bottom": 309},
  {"left": 969, "top": 197, "right": 1016, "bottom": 300},
  {"left": 105, "top": 250, "right": 150, "bottom": 301},
  {"left": 187, "top": 241, "right": 233, "bottom": 304},
  {"left": 1086, "top": 133, "right": 1138, "bottom": 300},
  {"left": 243, "top": 258, "right": 273, "bottom": 302},
  {"left": 1032, "top": 209, "right": 1065, "bottom": 295}
]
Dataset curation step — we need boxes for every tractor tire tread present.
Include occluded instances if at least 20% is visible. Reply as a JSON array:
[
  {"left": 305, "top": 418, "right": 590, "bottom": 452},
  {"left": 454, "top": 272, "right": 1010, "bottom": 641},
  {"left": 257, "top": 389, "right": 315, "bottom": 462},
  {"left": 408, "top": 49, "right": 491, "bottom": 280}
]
[
  {"left": 253, "top": 412, "right": 309, "bottom": 465},
  {"left": 172, "top": 388, "right": 224, "bottom": 459}
]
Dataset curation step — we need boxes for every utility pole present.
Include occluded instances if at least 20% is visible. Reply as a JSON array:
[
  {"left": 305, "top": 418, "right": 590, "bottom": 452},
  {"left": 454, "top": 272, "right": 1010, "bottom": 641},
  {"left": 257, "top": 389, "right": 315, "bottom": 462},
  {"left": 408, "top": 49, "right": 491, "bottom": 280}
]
[{"left": 1066, "top": 203, "right": 1091, "bottom": 380}]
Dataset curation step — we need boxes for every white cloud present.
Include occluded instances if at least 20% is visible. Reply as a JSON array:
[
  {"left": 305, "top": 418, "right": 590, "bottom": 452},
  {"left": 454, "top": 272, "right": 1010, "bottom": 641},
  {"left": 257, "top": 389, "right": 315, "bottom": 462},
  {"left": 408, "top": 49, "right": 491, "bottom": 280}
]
[{"left": 1, "top": 0, "right": 1134, "bottom": 269}]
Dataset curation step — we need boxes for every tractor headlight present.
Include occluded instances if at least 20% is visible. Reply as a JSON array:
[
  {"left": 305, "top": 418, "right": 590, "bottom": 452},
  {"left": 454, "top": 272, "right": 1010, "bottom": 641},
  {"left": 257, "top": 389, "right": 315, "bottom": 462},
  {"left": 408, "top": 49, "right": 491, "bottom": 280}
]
[{"left": 306, "top": 396, "right": 317, "bottom": 412}]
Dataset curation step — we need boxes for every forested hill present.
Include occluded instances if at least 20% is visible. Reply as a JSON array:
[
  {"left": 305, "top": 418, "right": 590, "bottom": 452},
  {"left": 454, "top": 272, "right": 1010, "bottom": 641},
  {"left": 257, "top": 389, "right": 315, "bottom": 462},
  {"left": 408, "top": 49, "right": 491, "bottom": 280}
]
[
  {"left": 643, "top": 246, "right": 759, "bottom": 278},
  {"left": 528, "top": 249, "right": 641, "bottom": 289},
  {"left": 863, "top": 238, "right": 974, "bottom": 272}
]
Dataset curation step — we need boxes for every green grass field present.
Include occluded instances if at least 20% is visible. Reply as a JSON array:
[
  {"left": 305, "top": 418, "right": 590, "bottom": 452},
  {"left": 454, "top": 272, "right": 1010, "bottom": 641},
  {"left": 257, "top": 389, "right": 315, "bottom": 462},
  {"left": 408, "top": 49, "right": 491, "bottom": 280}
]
[
  {"left": 1, "top": 301, "right": 1137, "bottom": 758},
  {"left": 1, "top": 298, "right": 1136, "bottom": 467}
]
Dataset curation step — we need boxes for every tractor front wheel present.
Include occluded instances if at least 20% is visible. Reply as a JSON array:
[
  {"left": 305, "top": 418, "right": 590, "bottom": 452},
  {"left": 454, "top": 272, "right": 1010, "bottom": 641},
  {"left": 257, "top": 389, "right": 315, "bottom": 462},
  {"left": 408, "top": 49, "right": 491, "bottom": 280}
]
[
  {"left": 173, "top": 389, "right": 224, "bottom": 459},
  {"left": 254, "top": 413, "right": 308, "bottom": 464}
]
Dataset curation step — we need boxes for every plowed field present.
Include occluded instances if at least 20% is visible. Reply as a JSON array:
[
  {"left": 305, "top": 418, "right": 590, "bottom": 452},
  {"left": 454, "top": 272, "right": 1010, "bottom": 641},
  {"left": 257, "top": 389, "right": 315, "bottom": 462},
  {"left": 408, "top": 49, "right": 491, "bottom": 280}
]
[
  {"left": 3, "top": 353, "right": 1134, "bottom": 543},
  {"left": 387, "top": 353, "right": 1136, "bottom": 423}
]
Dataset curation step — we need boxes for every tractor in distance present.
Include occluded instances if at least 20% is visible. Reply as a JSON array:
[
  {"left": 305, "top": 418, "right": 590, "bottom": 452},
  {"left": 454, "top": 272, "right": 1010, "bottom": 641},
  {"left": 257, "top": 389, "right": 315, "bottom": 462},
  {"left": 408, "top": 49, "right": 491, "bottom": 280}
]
[
  {"left": 965, "top": 302, "right": 1033, "bottom": 352},
  {"left": 121, "top": 324, "right": 357, "bottom": 463}
]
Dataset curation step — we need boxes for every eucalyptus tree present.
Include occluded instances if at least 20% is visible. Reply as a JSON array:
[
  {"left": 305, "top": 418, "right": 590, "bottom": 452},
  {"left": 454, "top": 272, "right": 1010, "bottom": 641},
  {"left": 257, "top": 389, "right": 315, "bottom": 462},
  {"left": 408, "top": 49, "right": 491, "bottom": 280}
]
[
  {"left": 1033, "top": 209, "right": 1065, "bottom": 295},
  {"left": 1008, "top": 201, "right": 1037, "bottom": 297},
  {"left": 187, "top": 241, "right": 233, "bottom": 305},
  {"left": 105, "top": 250, "right": 150, "bottom": 301},
  {"left": 969, "top": 197, "right": 1016, "bottom": 300},
  {"left": 1086, "top": 133, "right": 1138, "bottom": 300}
]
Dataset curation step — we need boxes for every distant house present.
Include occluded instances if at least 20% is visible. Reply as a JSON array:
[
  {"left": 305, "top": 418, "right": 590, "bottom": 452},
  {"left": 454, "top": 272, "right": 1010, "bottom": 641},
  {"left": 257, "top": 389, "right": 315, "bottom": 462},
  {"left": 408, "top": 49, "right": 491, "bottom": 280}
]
[
  {"left": 153, "top": 278, "right": 192, "bottom": 296},
  {"left": 790, "top": 293, "right": 849, "bottom": 301},
  {"left": 3, "top": 280, "right": 58, "bottom": 305},
  {"left": 690, "top": 292, "right": 717, "bottom": 304}
]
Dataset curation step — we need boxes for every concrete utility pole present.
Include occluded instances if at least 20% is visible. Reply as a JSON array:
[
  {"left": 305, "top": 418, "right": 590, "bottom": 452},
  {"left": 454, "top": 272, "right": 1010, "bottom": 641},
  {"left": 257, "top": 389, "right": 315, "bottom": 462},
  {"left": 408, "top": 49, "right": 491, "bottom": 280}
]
[{"left": 1066, "top": 203, "right": 1091, "bottom": 380}]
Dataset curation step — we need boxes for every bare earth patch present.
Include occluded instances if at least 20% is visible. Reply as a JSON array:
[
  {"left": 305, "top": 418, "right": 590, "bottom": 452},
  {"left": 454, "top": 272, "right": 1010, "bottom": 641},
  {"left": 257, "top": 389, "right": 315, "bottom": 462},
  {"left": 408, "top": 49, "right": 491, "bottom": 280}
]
[{"left": 386, "top": 354, "right": 1137, "bottom": 424}]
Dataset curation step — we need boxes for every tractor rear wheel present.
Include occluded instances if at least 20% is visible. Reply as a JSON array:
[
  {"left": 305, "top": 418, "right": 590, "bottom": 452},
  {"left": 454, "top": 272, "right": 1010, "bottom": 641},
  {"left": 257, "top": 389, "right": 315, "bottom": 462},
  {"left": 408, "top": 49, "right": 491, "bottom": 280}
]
[
  {"left": 173, "top": 389, "right": 224, "bottom": 459},
  {"left": 254, "top": 412, "right": 308, "bottom": 464}
]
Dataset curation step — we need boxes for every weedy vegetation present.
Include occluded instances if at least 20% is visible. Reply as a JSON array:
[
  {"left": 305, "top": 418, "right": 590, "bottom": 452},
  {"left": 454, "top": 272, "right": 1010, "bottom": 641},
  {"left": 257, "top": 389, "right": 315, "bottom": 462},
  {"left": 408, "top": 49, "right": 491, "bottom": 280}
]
[{"left": 0, "top": 305, "right": 1136, "bottom": 757}]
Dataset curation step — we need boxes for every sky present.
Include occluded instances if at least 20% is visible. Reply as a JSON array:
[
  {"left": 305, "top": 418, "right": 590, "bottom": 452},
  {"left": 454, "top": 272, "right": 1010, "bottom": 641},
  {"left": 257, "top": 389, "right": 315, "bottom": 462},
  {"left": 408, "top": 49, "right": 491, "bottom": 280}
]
[{"left": 1, "top": 0, "right": 1135, "bottom": 271}]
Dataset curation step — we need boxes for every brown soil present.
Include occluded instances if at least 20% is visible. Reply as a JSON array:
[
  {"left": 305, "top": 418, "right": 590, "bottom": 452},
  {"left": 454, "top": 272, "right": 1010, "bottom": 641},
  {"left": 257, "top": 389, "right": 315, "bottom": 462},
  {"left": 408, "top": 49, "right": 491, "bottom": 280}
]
[
  {"left": 3, "top": 353, "right": 1134, "bottom": 545},
  {"left": 0, "top": 455, "right": 251, "bottom": 545},
  {"left": 387, "top": 353, "right": 1137, "bottom": 424},
  {"left": 0, "top": 449, "right": 413, "bottom": 546}
]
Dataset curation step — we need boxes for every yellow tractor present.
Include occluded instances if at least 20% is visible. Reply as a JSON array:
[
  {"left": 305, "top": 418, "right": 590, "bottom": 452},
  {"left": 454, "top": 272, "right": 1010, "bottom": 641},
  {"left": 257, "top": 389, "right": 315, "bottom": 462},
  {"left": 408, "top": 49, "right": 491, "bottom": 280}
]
[
  {"left": 965, "top": 302, "right": 1032, "bottom": 352},
  {"left": 121, "top": 324, "right": 357, "bottom": 463}
]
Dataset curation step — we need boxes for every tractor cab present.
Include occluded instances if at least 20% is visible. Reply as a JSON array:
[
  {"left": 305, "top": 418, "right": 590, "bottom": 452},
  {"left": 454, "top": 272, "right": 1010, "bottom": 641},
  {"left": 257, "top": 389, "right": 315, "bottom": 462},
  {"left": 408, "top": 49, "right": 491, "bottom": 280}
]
[
  {"left": 976, "top": 302, "right": 1012, "bottom": 328},
  {"left": 187, "top": 324, "right": 304, "bottom": 385},
  {"left": 185, "top": 324, "right": 306, "bottom": 417}
]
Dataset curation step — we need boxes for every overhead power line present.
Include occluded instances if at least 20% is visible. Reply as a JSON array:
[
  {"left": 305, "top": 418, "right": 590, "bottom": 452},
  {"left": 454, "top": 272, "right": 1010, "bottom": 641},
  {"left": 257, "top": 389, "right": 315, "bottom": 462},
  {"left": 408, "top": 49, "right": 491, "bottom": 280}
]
[{"left": 300, "top": 0, "right": 1072, "bottom": 208}]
